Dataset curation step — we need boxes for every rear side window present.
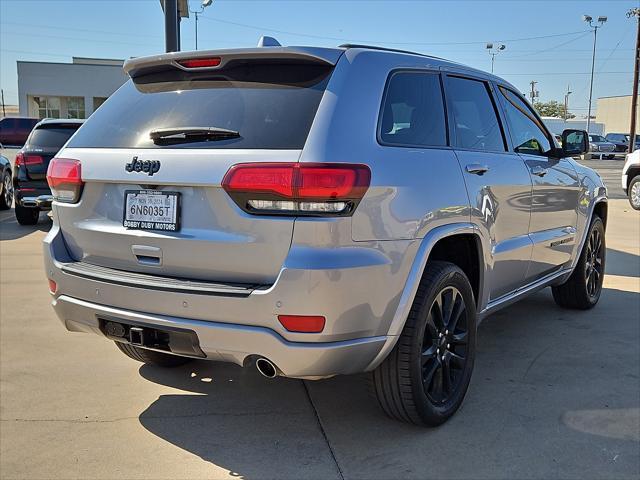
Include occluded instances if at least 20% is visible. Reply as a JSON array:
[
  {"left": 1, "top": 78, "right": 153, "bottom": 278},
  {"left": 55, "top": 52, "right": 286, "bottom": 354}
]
[
  {"left": 446, "top": 76, "right": 505, "bottom": 152},
  {"left": 27, "top": 127, "right": 79, "bottom": 149},
  {"left": 67, "top": 64, "right": 332, "bottom": 149},
  {"left": 379, "top": 71, "right": 447, "bottom": 147}
]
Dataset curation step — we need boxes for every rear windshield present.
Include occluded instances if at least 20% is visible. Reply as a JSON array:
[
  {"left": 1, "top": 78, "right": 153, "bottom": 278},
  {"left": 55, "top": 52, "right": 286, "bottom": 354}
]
[
  {"left": 67, "top": 63, "right": 332, "bottom": 149},
  {"left": 27, "top": 126, "right": 80, "bottom": 149}
]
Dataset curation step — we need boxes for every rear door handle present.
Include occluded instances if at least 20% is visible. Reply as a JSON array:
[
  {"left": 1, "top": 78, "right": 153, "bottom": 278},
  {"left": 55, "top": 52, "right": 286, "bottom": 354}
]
[
  {"left": 465, "top": 164, "right": 489, "bottom": 175},
  {"left": 531, "top": 166, "right": 548, "bottom": 177}
]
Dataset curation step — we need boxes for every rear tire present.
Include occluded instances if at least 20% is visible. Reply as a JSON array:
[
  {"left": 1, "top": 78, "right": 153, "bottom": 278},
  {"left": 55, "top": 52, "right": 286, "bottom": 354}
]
[
  {"left": 115, "top": 342, "right": 191, "bottom": 368},
  {"left": 628, "top": 175, "right": 640, "bottom": 211},
  {"left": 0, "top": 171, "right": 12, "bottom": 210},
  {"left": 552, "top": 216, "right": 605, "bottom": 309},
  {"left": 15, "top": 204, "right": 39, "bottom": 225},
  {"left": 369, "top": 261, "right": 477, "bottom": 426}
]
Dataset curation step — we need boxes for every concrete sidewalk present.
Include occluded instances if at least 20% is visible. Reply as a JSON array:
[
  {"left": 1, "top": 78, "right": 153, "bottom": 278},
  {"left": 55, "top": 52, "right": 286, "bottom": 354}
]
[{"left": 1, "top": 196, "right": 638, "bottom": 479}]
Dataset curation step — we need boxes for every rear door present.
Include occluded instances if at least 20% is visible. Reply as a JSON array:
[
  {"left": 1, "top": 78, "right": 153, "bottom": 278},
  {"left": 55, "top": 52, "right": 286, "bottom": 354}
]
[
  {"left": 495, "top": 86, "right": 579, "bottom": 282},
  {"left": 444, "top": 74, "right": 533, "bottom": 301},
  {"left": 56, "top": 59, "right": 334, "bottom": 285}
]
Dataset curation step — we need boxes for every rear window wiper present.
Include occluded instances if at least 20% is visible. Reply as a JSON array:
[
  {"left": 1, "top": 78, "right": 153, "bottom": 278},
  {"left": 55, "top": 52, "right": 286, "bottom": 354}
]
[{"left": 150, "top": 127, "right": 240, "bottom": 144}]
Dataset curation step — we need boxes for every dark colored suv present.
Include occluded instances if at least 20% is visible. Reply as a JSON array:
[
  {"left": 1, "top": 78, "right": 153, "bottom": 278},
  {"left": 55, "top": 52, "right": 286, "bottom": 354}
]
[
  {"left": 605, "top": 133, "right": 640, "bottom": 153},
  {"left": 0, "top": 117, "right": 39, "bottom": 147},
  {"left": 13, "top": 119, "right": 83, "bottom": 225}
]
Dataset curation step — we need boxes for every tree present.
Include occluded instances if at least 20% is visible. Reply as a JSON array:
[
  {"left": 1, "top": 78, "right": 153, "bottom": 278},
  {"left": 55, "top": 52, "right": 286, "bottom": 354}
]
[{"left": 533, "top": 100, "right": 575, "bottom": 119}]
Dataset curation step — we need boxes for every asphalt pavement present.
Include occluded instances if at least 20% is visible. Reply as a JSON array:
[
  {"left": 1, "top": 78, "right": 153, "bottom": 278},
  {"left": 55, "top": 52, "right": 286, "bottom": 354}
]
[{"left": 0, "top": 156, "right": 638, "bottom": 479}]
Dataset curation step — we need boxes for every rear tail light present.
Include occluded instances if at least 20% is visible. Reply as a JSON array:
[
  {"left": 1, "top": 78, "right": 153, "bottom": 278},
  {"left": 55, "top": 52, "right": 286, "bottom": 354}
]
[
  {"left": 48, "top": 279, "right": 57, "bottom": 294},
  {"left": 222, "top": 163, "right": 371, "bottom": 216},
  {"left": 278, "top": 315, "right": 326, "bottom": 333},
  {"left": 46, "top": 158, "right": 84, "bottom": 203},
  {"left": 14, "top": 153, "right": 43, "bottom": 167},
  {"left": 177, "top": 57, "right": 221, "bottom": 68}
]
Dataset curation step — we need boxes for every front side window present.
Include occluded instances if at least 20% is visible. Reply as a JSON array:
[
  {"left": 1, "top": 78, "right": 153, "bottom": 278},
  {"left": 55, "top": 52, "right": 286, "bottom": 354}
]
[
  {"left": 498, "top": 87, "right": 551, "bottom": 156},
  {"left": 379, "top": 71, "right": 447, "bottom": 147},
  {"left": 446, "top": 76, "right": 505, "bottom": 152}
]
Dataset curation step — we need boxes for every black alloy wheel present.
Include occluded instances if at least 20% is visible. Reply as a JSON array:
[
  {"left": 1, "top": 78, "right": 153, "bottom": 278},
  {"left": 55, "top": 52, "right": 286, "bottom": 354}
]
[{"left": 421, "top": 286, "right": 469, "bottom": 404}]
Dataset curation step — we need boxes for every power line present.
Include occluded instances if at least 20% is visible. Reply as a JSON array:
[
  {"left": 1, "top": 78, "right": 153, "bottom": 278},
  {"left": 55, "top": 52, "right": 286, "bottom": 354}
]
[{"left": 198, "top": 15, "right": 589, "bottom": 46}]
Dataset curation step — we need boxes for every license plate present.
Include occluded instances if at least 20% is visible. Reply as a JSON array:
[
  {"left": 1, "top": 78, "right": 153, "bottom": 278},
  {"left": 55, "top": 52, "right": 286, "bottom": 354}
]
[{"left": 123, "top": 190, "right": 180, "bottom": 232}]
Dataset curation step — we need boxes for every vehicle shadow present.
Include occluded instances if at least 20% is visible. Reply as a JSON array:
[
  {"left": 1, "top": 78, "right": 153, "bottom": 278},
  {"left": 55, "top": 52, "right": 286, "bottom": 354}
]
[
  {"left": 0, "top": 209, "right": 51, "bottom": 241},
  {"left": 605, "top": 247, "right": 640, "bottom": 278},
  {"left": 137, "top": 286, "right": 639, "bottom": 479}
]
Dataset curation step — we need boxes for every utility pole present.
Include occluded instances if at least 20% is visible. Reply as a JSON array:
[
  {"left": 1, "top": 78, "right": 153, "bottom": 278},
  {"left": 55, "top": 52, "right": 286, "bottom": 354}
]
[
  {"left": 628, "top": 8, "right": 640, "bottom": 151},
  {"left": 529, "top": 80, "right": 538, "bottom": 105},
  {"left": 163, "top": 0, "right": 180, "bottom": 53},
  {"left": 583, "top": 14, "right": 608, "bottom": 134},
  {"left": 564, "top": 85, "right": 572, "bottom": 120},
  {"left": 0, "top": 89, "right": 5, "bottom": 117}
]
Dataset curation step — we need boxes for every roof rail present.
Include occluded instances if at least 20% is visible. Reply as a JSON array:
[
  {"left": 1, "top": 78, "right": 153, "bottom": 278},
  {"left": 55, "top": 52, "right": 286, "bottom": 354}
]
[{"left": 339, "top": 44, "right": 439, "bottom": 59}]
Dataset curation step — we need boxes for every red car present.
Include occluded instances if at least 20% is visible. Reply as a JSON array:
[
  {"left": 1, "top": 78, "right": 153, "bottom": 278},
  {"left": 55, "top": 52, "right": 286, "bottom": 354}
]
[{"left": 0, "top": 117, "right": 39, "bottom": 147}]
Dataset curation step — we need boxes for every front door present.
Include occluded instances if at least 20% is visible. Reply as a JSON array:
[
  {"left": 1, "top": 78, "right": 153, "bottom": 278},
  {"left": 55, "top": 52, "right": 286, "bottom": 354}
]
[
  {"left": 444, "top": 75, "right": 533, "bottom": 301},
  {"left": 496, "top": 86, "right": 579, "bottom": 282}
]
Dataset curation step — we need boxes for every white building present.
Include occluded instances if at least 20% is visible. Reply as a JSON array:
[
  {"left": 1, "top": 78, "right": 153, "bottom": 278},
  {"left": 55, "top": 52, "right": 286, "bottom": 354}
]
[
  {"left": 17, "top": 57, "right": 128, "bottom": 119},
  {"left": 541, "top": 117, "right": 604, "bottom": 136}
]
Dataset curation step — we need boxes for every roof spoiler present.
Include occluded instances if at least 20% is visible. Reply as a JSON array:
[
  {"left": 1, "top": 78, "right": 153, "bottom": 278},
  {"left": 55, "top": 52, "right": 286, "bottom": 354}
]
[{"left": 123, "top": 47, "right": 343, "bottom": 79}]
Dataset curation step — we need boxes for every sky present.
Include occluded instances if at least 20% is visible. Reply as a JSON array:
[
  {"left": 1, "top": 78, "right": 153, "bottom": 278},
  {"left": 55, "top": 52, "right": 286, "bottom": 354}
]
[{"left": 0, "top": 0, "right": 637, "bottom": 118}]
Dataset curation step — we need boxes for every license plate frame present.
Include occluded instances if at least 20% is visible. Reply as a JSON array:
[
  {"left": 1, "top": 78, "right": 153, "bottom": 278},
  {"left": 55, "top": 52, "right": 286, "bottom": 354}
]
[{"left": 123, "top": 189, "right": 181, "bottom": 232}]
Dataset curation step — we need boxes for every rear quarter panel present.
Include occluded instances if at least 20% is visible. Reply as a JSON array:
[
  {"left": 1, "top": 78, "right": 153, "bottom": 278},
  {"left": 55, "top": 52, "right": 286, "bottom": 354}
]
[{"left": 301, "top": 49, "right": 470, "bottom": 242}]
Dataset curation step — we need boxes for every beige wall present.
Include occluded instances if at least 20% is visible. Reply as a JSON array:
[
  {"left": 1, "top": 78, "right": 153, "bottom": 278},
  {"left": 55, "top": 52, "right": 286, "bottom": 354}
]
[{"left": 596, "top": 95, "right": 640, "bottom": 135}]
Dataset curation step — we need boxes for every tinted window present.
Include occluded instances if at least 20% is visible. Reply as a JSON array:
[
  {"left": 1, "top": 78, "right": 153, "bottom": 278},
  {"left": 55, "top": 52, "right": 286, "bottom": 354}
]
[
  {"left": 498, "top": 87, "right": 551, "bottom": 156},
  {"left": 446, "top": 76, "right": 505, "bottom": 152},
  {"left": 27, "top": 126, "right": 79, "bottom": 149},
  {"left": 67, "top": 64, "right": 332, "bottom": 149},
  {"left": 379, "top": 72, "right": 447, "bottom": 147},
  {"left": 589, "top": 135, "right": 605, "bottom": 142}
]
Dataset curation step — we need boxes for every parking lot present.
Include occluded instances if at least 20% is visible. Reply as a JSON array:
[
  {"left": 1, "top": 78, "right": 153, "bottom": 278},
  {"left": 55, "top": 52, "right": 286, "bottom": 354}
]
[{"left": 0, "top": 155, "right": 638, "bottom": 480}]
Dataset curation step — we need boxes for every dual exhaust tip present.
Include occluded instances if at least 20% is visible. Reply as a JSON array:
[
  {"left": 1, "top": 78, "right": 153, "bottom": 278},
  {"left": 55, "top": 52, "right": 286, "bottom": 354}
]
[{"left": 255, "top": 357, "right": 278, "bottom": 379}]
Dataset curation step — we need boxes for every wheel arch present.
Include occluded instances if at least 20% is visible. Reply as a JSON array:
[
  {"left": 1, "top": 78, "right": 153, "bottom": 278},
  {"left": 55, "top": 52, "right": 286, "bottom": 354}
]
[{"left": 365, "top": 223, "right": 485, "bottom": 371}]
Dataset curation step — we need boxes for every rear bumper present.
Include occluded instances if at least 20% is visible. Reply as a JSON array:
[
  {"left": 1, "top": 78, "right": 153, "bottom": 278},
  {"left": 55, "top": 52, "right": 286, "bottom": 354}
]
[
  {"left": 54, "top": 295, "right": 386, "bottom": 378},
  {"left": 44, "top": 224, "right": 417, "bottom": 378}
]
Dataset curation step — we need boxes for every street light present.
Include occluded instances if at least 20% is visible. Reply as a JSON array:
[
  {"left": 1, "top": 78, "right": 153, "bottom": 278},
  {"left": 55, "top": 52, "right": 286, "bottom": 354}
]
[
  {"left": 583, "top": 14, "right": 607, "bottom": 133},
  {"left": 564, "top": 85, "right": 572, "bottom": 120},
  {"left": 486, "top": 43, "right": 506, "bottom": 74},
  {"left": 190, "top": 0, "right": 213, "bottom": 50}
]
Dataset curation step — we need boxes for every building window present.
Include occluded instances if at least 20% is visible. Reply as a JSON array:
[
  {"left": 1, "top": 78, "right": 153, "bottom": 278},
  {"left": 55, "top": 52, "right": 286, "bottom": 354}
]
[
  {"left": 93, "top": 97, "right": 107, "bottom": 112},
  {"left": 34, "top": 96, "right": 61, "bottom": 119},
  {"left": 66, "top": 97, "right": 85, "bottom": 119}
]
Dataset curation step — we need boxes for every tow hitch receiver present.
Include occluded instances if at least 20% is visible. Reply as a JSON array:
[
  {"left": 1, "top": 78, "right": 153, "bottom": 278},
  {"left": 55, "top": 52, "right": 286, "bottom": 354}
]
[{"left": 99, "top": 317, "right": 205, "bottom": 358}]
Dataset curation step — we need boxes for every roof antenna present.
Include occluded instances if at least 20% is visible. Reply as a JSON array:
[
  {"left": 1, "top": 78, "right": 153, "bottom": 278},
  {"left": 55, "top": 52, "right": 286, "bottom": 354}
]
[{"left": 258, "top": 36, "right": 282, "bottom": 47}]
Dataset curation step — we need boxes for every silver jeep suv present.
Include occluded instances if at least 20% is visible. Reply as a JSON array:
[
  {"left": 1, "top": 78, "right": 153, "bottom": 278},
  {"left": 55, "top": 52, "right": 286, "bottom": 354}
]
[{"left": 44, "top": 43, "right": 607, "bottom": 426}]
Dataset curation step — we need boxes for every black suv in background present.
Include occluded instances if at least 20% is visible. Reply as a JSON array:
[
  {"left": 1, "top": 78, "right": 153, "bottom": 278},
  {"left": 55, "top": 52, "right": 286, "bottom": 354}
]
[
  {"left": 605, "top": 133, "right": 640, "bottom": 154},
  {"left": 13, "top": 119, "right": 83, "bottom": 225},
  {"left": 0, "top": 117, "right": 39, "bottom": 147}
]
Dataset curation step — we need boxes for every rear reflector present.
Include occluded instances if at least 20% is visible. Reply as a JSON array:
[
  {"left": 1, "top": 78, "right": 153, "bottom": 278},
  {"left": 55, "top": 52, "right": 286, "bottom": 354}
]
[
  {"left": 48, "top": 279, "right": 57, "bottom": 294},
  {"left": 222, "top": 163, "right": 370, "bottom": 216},
  {"left": 47, "top": 158, "right": 84, "bottom": 203},
  {"left": 177, "top": 57, "right": 222, "bottom": 68},
  {"left": 278, "top": 315, "right": 326, "bottom": 333}
]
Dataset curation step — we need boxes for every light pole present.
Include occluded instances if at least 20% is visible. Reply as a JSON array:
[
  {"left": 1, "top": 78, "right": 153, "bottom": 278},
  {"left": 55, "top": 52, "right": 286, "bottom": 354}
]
[
  {"left": 583, "top": 14, "right": 607, "bottom": 133},
  {"left": 190, "top": 0, "right": 213, "bottom": 50},
  {"left": 564, "top": 85, "right": 572, "bottom": 120},
  {"left": 486, "top": 43, "right": 506, "bottom": 74}
]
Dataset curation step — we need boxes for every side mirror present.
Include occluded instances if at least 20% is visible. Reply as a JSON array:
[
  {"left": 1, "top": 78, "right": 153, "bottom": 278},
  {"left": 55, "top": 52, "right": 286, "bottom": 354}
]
[{"left": 561, "top": 129, "right": 588, "bottom": 157}]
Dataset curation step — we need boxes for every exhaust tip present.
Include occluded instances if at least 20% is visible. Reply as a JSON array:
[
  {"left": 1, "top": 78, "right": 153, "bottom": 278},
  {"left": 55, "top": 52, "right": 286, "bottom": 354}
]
[{"left": 256, "top": 358, "right": 277, "bottom": 378}]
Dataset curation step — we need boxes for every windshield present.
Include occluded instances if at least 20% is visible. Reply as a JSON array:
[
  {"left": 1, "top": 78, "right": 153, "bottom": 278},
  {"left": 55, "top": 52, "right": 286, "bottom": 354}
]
[
  {"left": 589, "top": 135, "right": 605, "bottom": 142},
  {"left": 67, "top": 64, "right": 332, "bottom": 150},
  {"left": 26, "top": 126, "right": 80, "bottom": 149}
]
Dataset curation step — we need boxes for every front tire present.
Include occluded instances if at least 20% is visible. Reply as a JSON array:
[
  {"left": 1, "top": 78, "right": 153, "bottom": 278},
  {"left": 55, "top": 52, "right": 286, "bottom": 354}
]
[
  {"left": 370, "top": 261, "right": 477, "bottom": 426},
  {"left": 0, "top": 171, "right": 12, "bottom": 210},
  {"left": 15, "top": 204, "right": 39, "bottom": 225},
  {"left": 115, "top": 342, "right": 191, "bottom": 368},
  {"left": 628, "top": 175, "right": 640, "bottom": 211},
  {"left": 552, "top": 216, "right": 605, "bottom": 309}
]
